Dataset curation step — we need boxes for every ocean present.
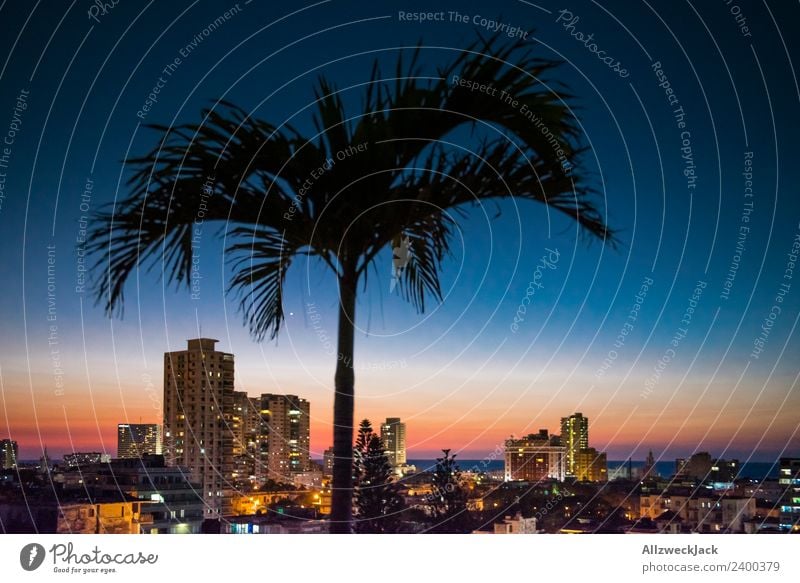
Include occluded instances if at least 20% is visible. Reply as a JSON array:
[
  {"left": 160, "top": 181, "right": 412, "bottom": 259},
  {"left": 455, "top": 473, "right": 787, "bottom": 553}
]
[{"left": 407, "top": 459, "right": 782, "bottom": 480}]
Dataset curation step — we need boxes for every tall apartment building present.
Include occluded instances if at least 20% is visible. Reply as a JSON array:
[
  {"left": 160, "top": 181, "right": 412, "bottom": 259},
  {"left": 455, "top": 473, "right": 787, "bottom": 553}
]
[
  {"left": 117, "top": 424, "right": 162, "bottom": 458},
  {"left": 260, "top": 394, "right": 310, "bottom": 481},
  {"left": 232, "top": 392, "right": 262, "bottom": 455},
  {"left": 323, "top": 447, "right": 335, "bottom": 476},
  {"left": 381, "top": 417, "right": 407, "bottom": 466},
  {"left": 163, "top": 338, "right": 235, "bottom": 518},
  {"left": 232, "top": 391, "right": 266, "bottom": 484},
  {"left": 675, "top": 452, "right": 713, "bottom": 480},
  {"left": 778, "top": 457, "right": 800, "bottom": 532},
  {"left": 643, "top": 450, "right": 657, "bottom": 479},
  {"left": 504, "top": 430, "right": 566, "bottom": 482},
  {"left": 560, "top": 412, "right": 588, "bottom": 477},
  {"left": 1, "top": 439, "right": 18, "bottom": 469}
]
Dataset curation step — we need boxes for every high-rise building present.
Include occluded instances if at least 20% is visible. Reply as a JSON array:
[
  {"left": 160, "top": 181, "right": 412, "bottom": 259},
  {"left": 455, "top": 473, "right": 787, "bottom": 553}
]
[
  {"left": 381, "top": 417, "right": 407, "bottom": 466},
  {"left": 323, "top": 447, "right": 335, "bottom": 476},
  {"left": 709, "top": 459, "right": 740, "bottom": 483},
  {"left": 260, "top": 394, "right": 310, "bottom": 481},
  {"left": 778, "top": 457, "right": 800, "bottom": 532},
  {"left": 573, "top": 448, "right": 608, "bottom": 482},
  {"left": 232, "top": 392, "right": 259, "bottom": 455},
  {"left": 163, "top": 338, "right": 235, "bottom": 518},
  {"left": 675, "top": 452, "right": 713, "bottom": 480},
  {"left": 643, "top": 450, "right": 656, "bottom": 479},
  {"left": 1, "top": 439, "right": 18, "bottom": 469},
  {"left": 231, "top": 391, "right": 266, "bottom": 484},
  {"left": 504, "top": 430, "right": 566, "bottom": 482},
  {"left": 117, "top": 424, "right": 162, "bottom": 459},
  {"left": 560, "top": 412, "right": 589, "bottom": 477},
  {"left": 39, "top": 447, "right": 52, "bottom": 475}
]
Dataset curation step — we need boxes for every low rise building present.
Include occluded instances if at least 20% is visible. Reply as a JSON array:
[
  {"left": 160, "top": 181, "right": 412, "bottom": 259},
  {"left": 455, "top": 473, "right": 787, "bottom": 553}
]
[
  {"left": 57, "top": 498, "right": 151, "bottom": 534},
  {"left": 224, "top": 514, "right": 329, "bottom": 534},
  {"left": 62, "top": 452, "right": 111, "bottom": 468},
  {"left": 62, "top": 455, "right": 204, "bottom": 533},
  {"left": 492, "top": 513, "right": 540, "bottom": 534},
  {"left": 0, "top": 493, "right": 150, "bottom": 534},
  {"left": 230, "top": 489, "right": 304, "bottom": 516},
  {"left": 640, "top": 488, "right": 756, "bottom": 532}
]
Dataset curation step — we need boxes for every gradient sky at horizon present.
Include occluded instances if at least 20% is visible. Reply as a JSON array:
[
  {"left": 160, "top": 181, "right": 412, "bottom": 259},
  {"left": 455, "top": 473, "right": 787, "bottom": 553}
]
[{"left": 1, "top": 0, "right": 798, "bottom": 463}]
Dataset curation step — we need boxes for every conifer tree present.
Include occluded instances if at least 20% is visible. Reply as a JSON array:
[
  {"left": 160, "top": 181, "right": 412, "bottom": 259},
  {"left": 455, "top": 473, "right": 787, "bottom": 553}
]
[
  {"left": 428, "top": 449, "right": 471, "bottom": 533},
  {"left": 353, "top": 419, "right": 405, "bottom": 533}
]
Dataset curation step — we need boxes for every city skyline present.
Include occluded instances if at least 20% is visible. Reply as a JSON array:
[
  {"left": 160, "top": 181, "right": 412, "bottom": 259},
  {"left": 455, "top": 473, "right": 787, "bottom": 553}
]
[
  {"left": 1, "top": 373, "right": 796, "bottom": 462},
  {"left": 2, "top": 332, "right": 795, "bottom": 462},
  {"left": 0, "top": 345, "right": 791, "bottom": 467}
]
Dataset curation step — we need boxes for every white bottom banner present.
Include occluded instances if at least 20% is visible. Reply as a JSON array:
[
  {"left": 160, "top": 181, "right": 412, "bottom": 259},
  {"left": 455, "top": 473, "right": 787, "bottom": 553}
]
[{"left": 1, "top": 534, "right": 797, "bottom": 582}]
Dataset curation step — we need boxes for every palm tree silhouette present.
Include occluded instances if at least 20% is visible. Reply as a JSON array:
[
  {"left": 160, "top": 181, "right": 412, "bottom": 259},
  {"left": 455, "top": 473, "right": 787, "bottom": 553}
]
[{"left": 88, "top": 36, "right": 615, "bottom": 533}]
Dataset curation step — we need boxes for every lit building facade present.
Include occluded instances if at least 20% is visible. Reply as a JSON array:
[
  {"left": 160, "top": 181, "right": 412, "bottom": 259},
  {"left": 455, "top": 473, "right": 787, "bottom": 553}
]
[
  {"left": 504, "top": 430, "right": 566, "bottom": 482},
  {"left": 574, "top": 448, "right": 608, "bottom": 482},
  {"left": 640, "top": 489, "right": 755, "bottom": 532},
  {"left": 63, "top": 452, "right": 111, "bottom": 468},
  {"left": 61, "top": 455, "right": 204, "bottom": 534},
  {"left": 57, "top": 500, "right": 150, "bottom": 534},
  {"left": 1, "top": 439, "right": 18, "bottom": 469},
  {"left": 778, "top": 457, "right": 800, "bottom": 532},
  {"left": 231, "top": 391, "right": 265, "bottom": 484},
  {"left": 232, "top": 392, "right": 262, "bottom": 455},
  {"left": 260, "top": 394, "right": 311, "bottom": 481},
  {"left": 709, "top": 459, "right": 740, "bottom": 483},
  {"left": 163, "top": 338, "right": 235, "bottom": 518},
  {"left": 117, "top": 424, "right": 162, "bottom": 459},
  {"left": 560, "top": 412, "right": 588, "bottom": 478},
  {"left": 323, "top": 447, "right": 335, "bottom": 476},
  {"left": 381, "top": 417, "right": 407, "bottom": 466},
  {"left": 492, "top": 513, "right": 540, "bottom": 534}
]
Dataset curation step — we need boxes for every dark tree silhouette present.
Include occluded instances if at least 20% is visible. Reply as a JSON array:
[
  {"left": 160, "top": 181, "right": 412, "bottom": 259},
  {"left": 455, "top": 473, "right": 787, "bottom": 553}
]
[
  {"left": 427, "top": 449, "right": 471, "bottom": 533},
  {"left": 353, "top": 419, "right": 374, "bottom": 467},
  {"left": 353, "top": 419, "right": 404, "bottom": 533},
  {"left": 88, "top": 35, "right": 616, "bottom": 533}
]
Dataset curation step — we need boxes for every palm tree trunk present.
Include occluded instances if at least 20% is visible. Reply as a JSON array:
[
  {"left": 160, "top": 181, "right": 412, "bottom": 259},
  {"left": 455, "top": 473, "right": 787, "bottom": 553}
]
[{"left": 330, "top": 268, "right": 356, "bottom": 533}]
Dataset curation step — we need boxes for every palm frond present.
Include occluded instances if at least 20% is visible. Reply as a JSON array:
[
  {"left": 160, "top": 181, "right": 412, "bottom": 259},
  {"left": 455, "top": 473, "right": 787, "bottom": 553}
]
[
  {"left": 227, "top": 226, "right": 307, "bottom": 341},
  {"left": 394, "top": 213, "right": 455, "bottom": 313},
  {"left": 88, "top": 102, "right": 317, "bottom": 315},
  {"left": 89, "top": 33, "right": 618, "bottom": 326}
]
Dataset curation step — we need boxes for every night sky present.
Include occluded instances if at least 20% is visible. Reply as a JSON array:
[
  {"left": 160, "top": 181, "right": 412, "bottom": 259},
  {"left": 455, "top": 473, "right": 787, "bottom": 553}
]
[{"left": 0, "top": 0, "right": 798, "bottom": 463}]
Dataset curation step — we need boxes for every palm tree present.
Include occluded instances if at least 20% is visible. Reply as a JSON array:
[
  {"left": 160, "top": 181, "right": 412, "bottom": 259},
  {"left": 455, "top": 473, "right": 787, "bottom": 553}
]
[{"left": 88, "top": 35, "right": 615, "bottom": 533}]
